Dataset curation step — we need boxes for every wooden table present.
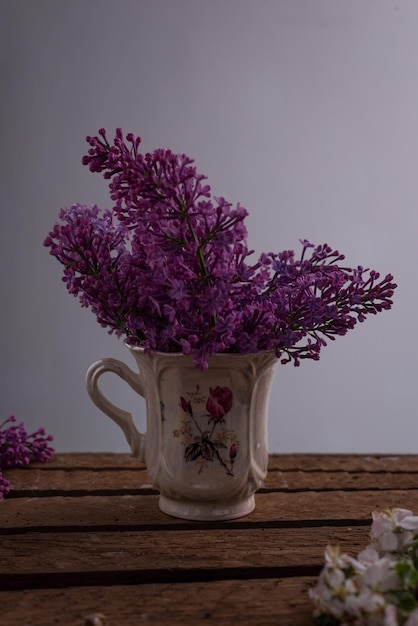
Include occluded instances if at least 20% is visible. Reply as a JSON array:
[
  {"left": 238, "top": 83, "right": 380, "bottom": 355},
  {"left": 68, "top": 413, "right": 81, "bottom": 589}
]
[{"left": 1, "top": 453, "right": 418, "bottom": 625}]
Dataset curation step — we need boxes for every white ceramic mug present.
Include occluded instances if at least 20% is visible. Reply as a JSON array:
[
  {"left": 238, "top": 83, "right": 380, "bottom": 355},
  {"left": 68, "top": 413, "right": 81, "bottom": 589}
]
[{"left": 86, "top": 345, "right": 278, "bottom": 521}]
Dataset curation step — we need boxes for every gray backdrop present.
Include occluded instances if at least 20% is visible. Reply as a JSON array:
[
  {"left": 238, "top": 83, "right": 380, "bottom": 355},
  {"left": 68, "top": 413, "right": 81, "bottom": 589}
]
[{"left": 2, "top": 0, "right": 416, "bottom": 453}]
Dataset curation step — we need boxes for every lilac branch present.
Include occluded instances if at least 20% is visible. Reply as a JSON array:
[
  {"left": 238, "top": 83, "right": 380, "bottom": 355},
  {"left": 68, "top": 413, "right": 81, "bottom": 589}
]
[
  {"left": 44, "top": 128, "right": 397, "bottom": 370},
  {"left": 0, "top": 416, "right": 54, "bottom": 500}
]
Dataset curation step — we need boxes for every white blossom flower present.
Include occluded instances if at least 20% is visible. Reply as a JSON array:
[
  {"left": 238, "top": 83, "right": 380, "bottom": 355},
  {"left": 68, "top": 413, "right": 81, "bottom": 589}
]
[
  {"left": 383, "top": 603, "right": 400, "bottom": 626},
  {"left": 310, "top": 508, "right": 418, "bottom": 626},
  {"left": 358, "top": 547, "right": 380, "bottom": 565},
  {"left": 370, "top": 509, "right": 418, "bottom": 555},
  {"left": 361, "top": 557, "right": 400, "bottom": 592}
]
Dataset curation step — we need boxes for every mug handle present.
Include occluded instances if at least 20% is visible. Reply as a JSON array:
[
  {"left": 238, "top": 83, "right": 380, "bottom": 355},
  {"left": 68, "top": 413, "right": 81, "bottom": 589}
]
[{"left": 86, "top": 358, "right": 146, "bottom": 462}]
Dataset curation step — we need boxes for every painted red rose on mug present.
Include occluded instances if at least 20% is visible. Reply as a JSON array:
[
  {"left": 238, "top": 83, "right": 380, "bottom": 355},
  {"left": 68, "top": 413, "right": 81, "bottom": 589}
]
[
  {"left": 206, "top": 386, "right": 233, "bottom": 423},
  {"left": 174, "top": 385, "right": 238, "bottom": 476}
]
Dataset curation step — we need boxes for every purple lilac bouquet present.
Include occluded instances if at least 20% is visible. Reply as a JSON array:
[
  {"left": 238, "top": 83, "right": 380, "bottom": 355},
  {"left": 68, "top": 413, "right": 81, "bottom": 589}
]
[
  {"left": 0, "top": 416, "right": 54, "bottom": 499},
  {"left": 44, "top": 128, "right": 396, "bottom": 370}
]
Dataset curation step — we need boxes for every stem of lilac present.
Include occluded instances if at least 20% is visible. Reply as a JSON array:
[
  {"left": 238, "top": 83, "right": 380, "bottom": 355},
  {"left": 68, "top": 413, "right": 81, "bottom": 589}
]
[{"left": 184, "top": 211, "right": 218, "bottom": 330}]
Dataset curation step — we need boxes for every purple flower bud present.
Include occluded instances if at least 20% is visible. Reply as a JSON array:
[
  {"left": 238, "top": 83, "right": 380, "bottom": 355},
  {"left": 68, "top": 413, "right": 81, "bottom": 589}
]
[
  {"left": 180, "top": 397, "right": 192, "bottom": 416},
  {"left": 0, "top": 472, "right": 10, "bottom": 500}
]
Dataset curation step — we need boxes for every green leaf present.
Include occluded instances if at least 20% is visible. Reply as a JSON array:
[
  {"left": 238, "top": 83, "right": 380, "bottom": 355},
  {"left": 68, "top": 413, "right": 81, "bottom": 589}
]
[
  {"left": 391, "top": 590, "right": 417, "bottom": 613},
  {"left": 395, "top": 561, "right": 411, "bottom": 578}
]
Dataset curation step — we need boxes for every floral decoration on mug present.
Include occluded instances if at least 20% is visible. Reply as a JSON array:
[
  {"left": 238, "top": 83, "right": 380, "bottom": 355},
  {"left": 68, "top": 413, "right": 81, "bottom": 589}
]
[{"left": 173, "top": 386, "right": 238, "bottom": 476}]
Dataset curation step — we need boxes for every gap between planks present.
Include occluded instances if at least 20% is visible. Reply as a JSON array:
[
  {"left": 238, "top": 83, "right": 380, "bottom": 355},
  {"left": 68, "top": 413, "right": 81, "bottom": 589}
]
[{"left": 0, "top": 564, "right": 323, "bottom": 591}]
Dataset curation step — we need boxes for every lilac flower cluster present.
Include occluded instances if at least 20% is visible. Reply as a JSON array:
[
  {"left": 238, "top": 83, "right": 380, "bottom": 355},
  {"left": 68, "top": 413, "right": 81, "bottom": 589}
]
[
  {"left": 0, "top": 416, "right": 54, "bottom": 499},
  {"left": 44, "top": 128, "right": 396, "bottom": 370}
]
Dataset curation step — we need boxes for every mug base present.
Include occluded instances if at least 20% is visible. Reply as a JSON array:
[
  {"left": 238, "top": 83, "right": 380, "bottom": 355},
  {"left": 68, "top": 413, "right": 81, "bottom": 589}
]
[{"left": 159, "top": 494, "right": 256, "bottom": 521}]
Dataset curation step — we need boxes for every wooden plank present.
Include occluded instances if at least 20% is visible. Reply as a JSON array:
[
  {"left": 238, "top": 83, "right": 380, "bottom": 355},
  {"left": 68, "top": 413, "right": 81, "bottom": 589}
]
[
  {"left": 265, "top": 469, "right": 418, "bottom": 491},
  {"left": 4, "top": 466, "right": 418, "bottom": 496},
  {"left": 268, "top": 453, "right": 418, "bottom": 472},
  {"left": 0, "top": 525, "right": 370, "bottom": 586},
  {"left": 0, "top": 577, "right": 317, "bottom": 626},
  {"left": 3, "top": 468, "right": 155, "bottom": 496},
  {"left": 31, "top": 453, "right": 145, "bottom": 470},
  {"left": 28, "top": 452, "right": 418, "bottom": 472},
  {"left": 2, "top": 489, "right": 418, "bottom": 531}
]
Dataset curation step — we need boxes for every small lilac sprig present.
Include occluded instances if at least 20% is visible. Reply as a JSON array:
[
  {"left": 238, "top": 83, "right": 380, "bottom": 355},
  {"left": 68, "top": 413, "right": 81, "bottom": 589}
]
[
  {"left": 44, "top": 128, "right": 397, "bottom": 370},
  {"left": 0, "top": 473, "right": 10, "bottom": 499},
  {"left": 309, "top": 508, "right": 418, "bottom": 626},
  {"left": 0, "top": 416, "right": 54, "bottom": 500}
]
